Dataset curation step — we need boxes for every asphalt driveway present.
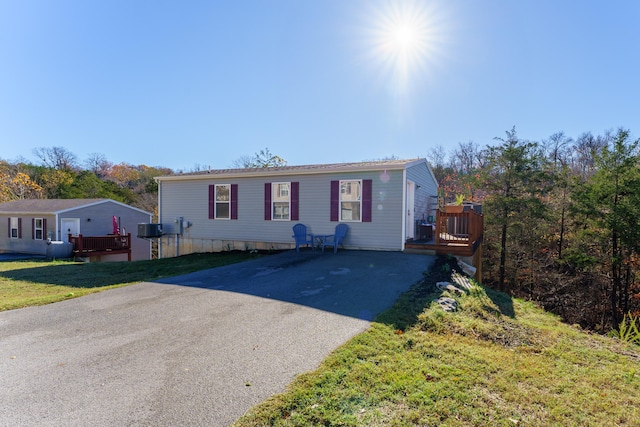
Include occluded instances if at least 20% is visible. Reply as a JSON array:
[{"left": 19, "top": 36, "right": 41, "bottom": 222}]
[{"left": 0, "top": 250, "right": 434, "bottom": 426}]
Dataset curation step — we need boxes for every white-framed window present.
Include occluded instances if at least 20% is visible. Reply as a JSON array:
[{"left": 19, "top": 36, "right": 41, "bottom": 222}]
[
  {"left": 340, "top": 180, "right": 362, "bottom": 221},
  {"left": 215, "top": 184, "right": 230, "bottom": 219},
  {"left": 9, "top": 217, "right": 19, "bottom": 239},
  {"left": 34, "top": 218, "right": 44, "bottom": 240},
  {"left": 272, "top": 182, "right": 290, "bottom": 220}
]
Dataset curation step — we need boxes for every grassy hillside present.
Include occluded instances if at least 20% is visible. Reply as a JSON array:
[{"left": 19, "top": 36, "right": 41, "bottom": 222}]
[{"left": 235, "top": 256, "right": 640, "bottom": 426}]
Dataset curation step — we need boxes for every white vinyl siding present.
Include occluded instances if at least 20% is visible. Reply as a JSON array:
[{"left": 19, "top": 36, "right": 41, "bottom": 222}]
[{"left": 407, "top": 162, "right": 438, "bottom": 224}]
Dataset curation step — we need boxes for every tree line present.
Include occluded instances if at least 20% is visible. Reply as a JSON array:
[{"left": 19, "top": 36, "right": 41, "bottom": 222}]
[
  {"left": 430, "top": 127, "right": 639, "bottom": 333},
  {"left": 0, "top": 147, "right": 172, "bottom": 217},
  {"left": 0, "top": 147, "right": 285, "bottom": 216}
]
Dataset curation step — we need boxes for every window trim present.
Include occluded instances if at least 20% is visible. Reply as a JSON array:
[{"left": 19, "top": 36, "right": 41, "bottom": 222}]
[
  {"left": 208, "top": 184, "right": 238, "bottom": 220},
  {"left": 214, "top": 184, "right": 231, "bottom": 220},
  {"left": 331, "top": 179, "right": 372, "bottom": 222},
  {"left": 34, "top": 218, "right": 44, "bottom": 240},
  {"left": 339, "top": 179, "right": 363, "bottom": 222},
  {"left": 9, "top": 217, "right": 19, "bottom": 239},
  {"left": 271, "top": 182, "right": 291, "bottom": 221}
]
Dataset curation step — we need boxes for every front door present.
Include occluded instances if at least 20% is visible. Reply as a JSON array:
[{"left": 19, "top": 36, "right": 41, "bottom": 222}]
[
  {"left": 60, "top": 218, "right": 80, "bottom": 240},
  {"left": 406, "top": 181, "right": 415, "bottom": 240}
]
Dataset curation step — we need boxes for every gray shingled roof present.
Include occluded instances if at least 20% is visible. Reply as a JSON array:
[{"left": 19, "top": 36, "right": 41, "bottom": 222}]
[
  {"left": 0, "top": 199, "right": 109, "bottom": 214},
  {"left": 157, "top": 158, "right": 426, "bottom": 181}
]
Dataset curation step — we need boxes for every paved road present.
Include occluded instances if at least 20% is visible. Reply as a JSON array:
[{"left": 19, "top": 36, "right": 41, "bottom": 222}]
[{"left": 0, "top": 250, "right": 434, "bottom": 426}]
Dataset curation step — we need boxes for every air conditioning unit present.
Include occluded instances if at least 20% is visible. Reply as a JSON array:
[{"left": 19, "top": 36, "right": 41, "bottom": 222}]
[{"left": 137, "top": 223, "right": 163, "bottom": 238}]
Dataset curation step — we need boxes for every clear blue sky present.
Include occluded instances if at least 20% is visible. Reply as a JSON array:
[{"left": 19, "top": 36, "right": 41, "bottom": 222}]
[{"left": 1, "top": 0, "right": 638, "bottom": 171}]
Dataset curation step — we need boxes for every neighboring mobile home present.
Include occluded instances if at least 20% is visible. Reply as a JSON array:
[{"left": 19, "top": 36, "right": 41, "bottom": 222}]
[
  {"left": 0, "top": 198, "right": 153, "bottom": 261},
  {"left": 154, "top": 159, "right": 438, "bottom": 257}
]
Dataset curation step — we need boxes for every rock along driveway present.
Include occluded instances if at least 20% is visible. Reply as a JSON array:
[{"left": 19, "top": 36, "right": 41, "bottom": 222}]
[{"left": 0, "top": 250, "right": 433, "bottom": 426}]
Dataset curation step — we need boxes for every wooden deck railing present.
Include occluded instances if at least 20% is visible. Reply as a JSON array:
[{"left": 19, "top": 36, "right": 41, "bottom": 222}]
[
  {"left": 68, "top": 233, "right": 132, "bottom": 261},
  {"left": 435, "top": 210, "right": 483, "bottom": 249},
  {"left": 406, "top": 209, "right": 483, "bottom": 258}
]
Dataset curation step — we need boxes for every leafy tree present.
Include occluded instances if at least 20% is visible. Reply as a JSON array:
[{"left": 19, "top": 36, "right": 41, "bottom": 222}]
[
  {"left": 37, "top": 168, "right": 75, "bottom": 199},
  {"left": 137, "top": 165, "right": 172, "bottom": 194},
  {"left": 481, "top": 127, "right": 548, "bottom": 291},
  {"left": 572, "top": 129, "right": 640, "bottom": 326},
  {"left": 58, "top": 170, "right": 119, "bottom": 199},
  {"left": 0, "top": 171, "right": 43, "bottom": 201},
  {"left": 108, "top": 163, "right": 141, "bottom": 188}
]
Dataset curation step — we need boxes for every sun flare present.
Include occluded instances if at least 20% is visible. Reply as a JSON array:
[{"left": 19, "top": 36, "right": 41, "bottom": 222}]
[
  {"left": 391, "top": 25, "right": 418, "bottom": 50},
  {"left": 387, "top": 24, "right": 422, "bottom": 55},
  {"left": 366, "top": 1, "right": 444, "bottom": 96}
]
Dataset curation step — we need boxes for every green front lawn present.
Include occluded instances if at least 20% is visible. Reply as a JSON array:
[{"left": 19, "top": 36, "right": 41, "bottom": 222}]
[{"left": 0, "top": 251, "right": 263, "bottom": 311}]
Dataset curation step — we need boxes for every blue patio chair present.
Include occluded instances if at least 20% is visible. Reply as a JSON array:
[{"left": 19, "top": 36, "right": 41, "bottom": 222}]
[
  {"left": 292, "top": 223, "right": 314, "bottom": 252},
  {"left": 321, "top": 223, "right": 348, "bottom": 253}
]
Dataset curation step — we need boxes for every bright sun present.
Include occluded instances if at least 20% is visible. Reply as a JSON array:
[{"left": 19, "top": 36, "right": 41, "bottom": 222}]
[
  {"left": 367, "top": 1, "right": 444, "bottom": 97},
  {"left": 390, "top": 25, "right": 418, "bottom": 51}
]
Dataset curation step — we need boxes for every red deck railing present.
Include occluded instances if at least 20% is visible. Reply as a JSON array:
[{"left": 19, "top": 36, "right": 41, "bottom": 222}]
[{"left": 68, "top": 233, "right": 132, "bottom": 261}]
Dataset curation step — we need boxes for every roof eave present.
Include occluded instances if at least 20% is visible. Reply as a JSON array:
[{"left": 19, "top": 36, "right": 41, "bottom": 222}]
[{"left": 155, "top": 160, "right": 424, "bottom": 182}]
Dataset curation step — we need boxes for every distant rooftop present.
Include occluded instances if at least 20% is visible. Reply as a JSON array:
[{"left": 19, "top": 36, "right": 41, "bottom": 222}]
[
  {"left": 0, "top": 198, "right": 151, "bottom": 215},
  {"left": 0, "top": 198, "right": 108, "bottom": 214}
]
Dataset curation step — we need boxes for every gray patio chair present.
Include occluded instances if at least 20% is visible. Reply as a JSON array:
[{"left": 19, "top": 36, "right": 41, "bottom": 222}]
[
  {"left": 321, "top": 223, "right": 348, "bottom": 253},
  {"left": 292, "top": 223, "right": 314, "bottom": 252}
]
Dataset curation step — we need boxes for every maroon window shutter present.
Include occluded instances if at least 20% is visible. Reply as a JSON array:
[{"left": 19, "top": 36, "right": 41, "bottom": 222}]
[
  {"left": 264, "top": 183, "right": 272, "bottom": 220},
  {"left": 230, "top": 184, "right": 238, "bottom": 220},
  {"left": 43, "top": 218, "right": 47, "bottom": 239},
  {"left": 362, "top": 179, "right": 372, "bottom": 222},
  {"left": 330, "top": 180, "right": 339, "bottom": 222},
  {"left": 290, "top": 182, "right": 299, "bottom": 221},
  {"left": 18, "top": 218, "right": 22, "bottom": 238},
  {"left": 208, "top": 185, "right": 215, "bottom": 219},
  {"left": 32, "top": 218, "right": 35, "bottom": 239}
]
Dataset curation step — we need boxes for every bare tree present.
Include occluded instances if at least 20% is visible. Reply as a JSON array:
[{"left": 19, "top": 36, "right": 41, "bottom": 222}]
[
  {"left": 231, "top": 155, "right": 254, "bottom": 169},
  {"left": 542, "top": 132, "right": 574, "bottom": 173},
  {"left": 232, "top": 148, "right": 287, "bottom": 168},
  {"left": 425, "top": 144, "right": 448, "bottom": 182},
  {"left": 571, "top": 131, "right": 611, "bottom": 179},
  {"left": 33, "top": 146, "right": 78, "bottom": 171},
  {"left": 85, "top": 153, "right": 112, "bottom": 177},
  {"left": 451, "top": 141, "right": 483, "bottom": 174}
]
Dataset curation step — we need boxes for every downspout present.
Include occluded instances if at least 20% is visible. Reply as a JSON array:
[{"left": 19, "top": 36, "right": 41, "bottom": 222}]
[
  {"left": 157, "top": 179, "right": 163, "bottom": 259},
  {"left": 401, "top": 168, "right": 407, "bottom": 251}
]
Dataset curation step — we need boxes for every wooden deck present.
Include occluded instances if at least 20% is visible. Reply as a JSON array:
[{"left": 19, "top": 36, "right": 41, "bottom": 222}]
[
  {"left": 68, "top": 233, "right": 132, "bottom": 261},
  {"left": 405, "top": 209, "right": 483, "bottom": 258}
]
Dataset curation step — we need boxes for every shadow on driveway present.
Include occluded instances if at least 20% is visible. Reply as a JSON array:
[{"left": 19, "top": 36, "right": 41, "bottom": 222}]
[{"left": 154, "top": 250, "right": 435, "bottom": 321}]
